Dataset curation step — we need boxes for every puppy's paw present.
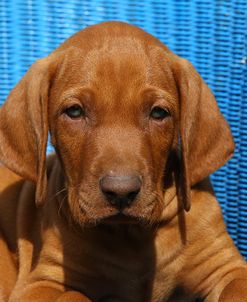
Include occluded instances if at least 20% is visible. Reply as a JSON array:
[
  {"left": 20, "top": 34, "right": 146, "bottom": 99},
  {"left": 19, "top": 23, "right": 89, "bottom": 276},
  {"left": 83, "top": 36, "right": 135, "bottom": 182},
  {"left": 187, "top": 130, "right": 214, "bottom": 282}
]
[
  {"left": 56, "top": 291, "right": 92, "bottom": 302},
  {"left": 219, "top": 279, "right": 247, "bottom": 302}
]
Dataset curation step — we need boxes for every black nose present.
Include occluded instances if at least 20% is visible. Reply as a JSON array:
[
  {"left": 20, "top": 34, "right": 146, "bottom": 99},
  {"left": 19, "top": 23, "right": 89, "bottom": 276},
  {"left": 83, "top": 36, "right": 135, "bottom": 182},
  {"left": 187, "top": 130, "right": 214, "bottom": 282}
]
[{"left": 100, "top": 174, "right": 142, "bottom": 210}]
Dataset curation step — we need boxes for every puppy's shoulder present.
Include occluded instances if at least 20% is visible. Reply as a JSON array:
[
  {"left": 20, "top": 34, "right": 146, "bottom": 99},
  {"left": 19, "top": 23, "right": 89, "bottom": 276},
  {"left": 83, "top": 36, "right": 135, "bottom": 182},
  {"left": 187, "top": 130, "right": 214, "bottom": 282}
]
[
  {"left": 191, "top": 178, "right": 220, "bottom": 209},
  {"left": 189, "top": 177, "right": 226, "bottom": 232}
]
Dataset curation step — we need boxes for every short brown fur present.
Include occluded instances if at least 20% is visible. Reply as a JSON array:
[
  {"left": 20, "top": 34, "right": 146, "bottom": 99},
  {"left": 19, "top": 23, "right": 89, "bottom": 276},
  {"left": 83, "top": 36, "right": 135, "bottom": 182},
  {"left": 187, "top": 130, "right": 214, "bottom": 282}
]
[{"left": 0, "top": 22, "right": 246, "bottom": 301}]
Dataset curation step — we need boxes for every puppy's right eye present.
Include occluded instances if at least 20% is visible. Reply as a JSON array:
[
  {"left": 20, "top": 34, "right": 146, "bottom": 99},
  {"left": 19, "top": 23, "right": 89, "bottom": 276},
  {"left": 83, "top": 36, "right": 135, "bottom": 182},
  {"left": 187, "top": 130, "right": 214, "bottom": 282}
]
[
  {"left": 64, "top": 105, "right": 84, "bottom": 119},
  {"left": 150, "top": 106, "right": 170, "bottom": 120}
]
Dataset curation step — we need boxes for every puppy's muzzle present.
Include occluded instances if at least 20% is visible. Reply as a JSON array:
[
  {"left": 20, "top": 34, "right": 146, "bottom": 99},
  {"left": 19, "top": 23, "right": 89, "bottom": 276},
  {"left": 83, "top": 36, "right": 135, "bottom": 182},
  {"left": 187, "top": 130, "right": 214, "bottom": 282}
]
[{"left": 100, "top": 174, "right": 142, "bottom": 210}]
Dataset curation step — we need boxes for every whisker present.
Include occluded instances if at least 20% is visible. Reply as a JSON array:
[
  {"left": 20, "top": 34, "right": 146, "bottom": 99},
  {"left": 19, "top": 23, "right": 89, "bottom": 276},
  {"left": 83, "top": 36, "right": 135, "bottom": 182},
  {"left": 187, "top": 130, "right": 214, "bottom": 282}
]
[
  {"left": 53, "top": 187, "right": 67, "bottom": 199},
  {"left": 57, "top": 193, "right": 68, "bottom": 218}
]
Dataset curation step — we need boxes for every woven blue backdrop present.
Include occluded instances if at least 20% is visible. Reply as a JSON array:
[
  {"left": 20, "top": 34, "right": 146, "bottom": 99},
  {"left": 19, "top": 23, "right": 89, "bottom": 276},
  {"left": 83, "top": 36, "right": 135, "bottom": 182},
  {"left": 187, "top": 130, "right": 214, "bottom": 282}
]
[{"left": 0, "top": 0, "right": 246, "bottom": 258}]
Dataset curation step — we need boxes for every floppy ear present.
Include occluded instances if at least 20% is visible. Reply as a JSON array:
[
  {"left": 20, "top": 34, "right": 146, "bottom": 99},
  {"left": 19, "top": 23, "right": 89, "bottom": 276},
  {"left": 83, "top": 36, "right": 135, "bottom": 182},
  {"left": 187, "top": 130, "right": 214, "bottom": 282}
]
[
  {"left": 173, "top": 58, "right": 234, "bottom": 211},
  {"left": 0, "top": 55, "right": 59, "bottom": 206}
]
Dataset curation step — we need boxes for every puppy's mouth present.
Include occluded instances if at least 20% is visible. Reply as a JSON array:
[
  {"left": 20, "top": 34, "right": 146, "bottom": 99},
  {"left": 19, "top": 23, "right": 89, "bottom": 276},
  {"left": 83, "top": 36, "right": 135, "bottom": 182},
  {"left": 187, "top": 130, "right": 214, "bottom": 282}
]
[
  {"left": 100, "top": 212, "right": 150, "bottom": 225},
  {"left": 75, "top": 187, "right": 160, "bottom": 226},
  {"left": 77, "top": 201, "right": 157, "bottom": 227}
]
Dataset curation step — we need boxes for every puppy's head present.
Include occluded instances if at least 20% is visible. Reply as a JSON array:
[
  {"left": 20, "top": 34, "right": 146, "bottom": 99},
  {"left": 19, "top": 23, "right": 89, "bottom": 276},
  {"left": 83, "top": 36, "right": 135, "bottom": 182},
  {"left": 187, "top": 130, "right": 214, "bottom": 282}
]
[{"left": 0, "top": 22, "right": 234, "bottom": 225}]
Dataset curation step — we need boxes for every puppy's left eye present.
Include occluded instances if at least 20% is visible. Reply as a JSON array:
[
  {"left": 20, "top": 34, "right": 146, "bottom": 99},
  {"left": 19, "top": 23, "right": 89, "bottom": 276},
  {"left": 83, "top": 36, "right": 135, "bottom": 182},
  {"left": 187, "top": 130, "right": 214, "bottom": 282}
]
[
  {"left": 150, "top": 106, "right": 170, "bottom": 120},
  {"left": 64, "top": 105, "right": 84, "bottom": 119}
]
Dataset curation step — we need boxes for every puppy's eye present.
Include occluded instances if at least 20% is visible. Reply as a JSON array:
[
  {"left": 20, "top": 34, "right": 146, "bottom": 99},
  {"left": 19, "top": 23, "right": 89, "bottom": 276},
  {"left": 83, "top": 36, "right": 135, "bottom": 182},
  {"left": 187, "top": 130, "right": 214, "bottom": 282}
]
[
  {"left": 65, "top": 105, "right": 84, "bottom": 119},
  {"left": 150, "top": 106, "right": 170, "bottom": 120}
]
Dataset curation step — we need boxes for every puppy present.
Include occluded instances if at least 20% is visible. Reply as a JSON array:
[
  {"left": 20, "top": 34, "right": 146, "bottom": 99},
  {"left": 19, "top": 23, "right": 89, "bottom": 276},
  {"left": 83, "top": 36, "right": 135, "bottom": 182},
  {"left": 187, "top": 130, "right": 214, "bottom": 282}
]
[{"left": 0, "top": 21, "right": 246, "bottom": 302}]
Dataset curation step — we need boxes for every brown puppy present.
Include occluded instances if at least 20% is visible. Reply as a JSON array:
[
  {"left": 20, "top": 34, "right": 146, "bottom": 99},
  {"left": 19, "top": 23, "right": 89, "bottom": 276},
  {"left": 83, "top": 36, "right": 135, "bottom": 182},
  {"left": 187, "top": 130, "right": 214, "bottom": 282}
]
[{"left": 0, "top": 21, "right": 246, "bottom": 302}]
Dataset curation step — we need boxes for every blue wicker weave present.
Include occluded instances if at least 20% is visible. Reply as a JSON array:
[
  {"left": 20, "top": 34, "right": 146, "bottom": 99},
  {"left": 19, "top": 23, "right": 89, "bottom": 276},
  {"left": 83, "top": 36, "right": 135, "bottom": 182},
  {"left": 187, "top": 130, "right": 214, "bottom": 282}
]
[{"left": 0, "top": 0, "right": 246, "bottom": 258}]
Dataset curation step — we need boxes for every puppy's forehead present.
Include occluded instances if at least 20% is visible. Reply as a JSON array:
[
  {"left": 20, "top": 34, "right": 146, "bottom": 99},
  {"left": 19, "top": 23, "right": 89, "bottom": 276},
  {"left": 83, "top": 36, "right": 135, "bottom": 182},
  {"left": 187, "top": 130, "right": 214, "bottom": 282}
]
[{"left": 53, "top": 22, "right": 177, "bottom": 100}]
